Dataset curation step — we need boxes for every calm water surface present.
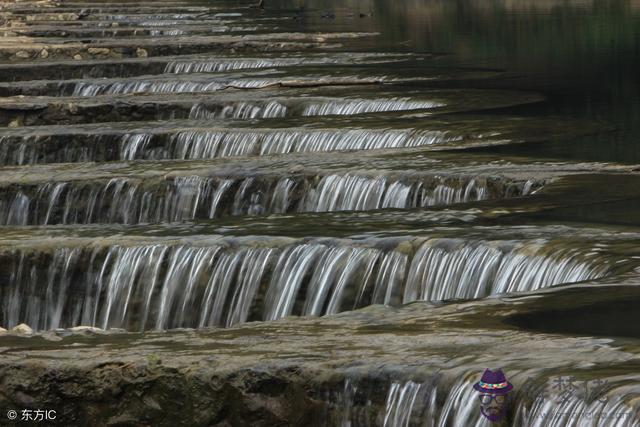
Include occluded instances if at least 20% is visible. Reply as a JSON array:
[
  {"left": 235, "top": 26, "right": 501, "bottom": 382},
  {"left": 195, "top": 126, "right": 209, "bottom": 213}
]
[{"left": 271, "top": 0, "right": 640, "bottom": 162}]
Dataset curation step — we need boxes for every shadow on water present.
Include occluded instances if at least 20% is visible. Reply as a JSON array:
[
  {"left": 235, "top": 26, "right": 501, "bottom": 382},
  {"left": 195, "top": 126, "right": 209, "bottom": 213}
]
[
  {"left": 378, "top": 0, "right": 640, "bottom": 163},
  {"left": 505, "top": 296, "right": 640, "bottom": 339},
  {"left": 272, "top": 0, "right": 640, "bottom": 163}
]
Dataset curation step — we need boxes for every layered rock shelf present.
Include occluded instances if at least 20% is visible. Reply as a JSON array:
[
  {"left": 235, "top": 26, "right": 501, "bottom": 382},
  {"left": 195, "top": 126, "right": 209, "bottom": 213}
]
[{"left": 0, "top": 0, "right": 639, "bottom": 425}]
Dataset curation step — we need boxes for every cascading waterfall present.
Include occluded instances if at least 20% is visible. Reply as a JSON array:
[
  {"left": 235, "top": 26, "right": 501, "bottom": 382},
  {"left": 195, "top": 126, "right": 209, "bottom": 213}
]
[
  {"left": 96, "top": 13, "right": 201, "bottom": 21},
  {"left": 0, "top": 174, "right": 539, "bottom": 225},
  {"left": 0, "top": 135, "right": 37, "bottom": 166},
  {"left": 4, "top": 2, "right": 637, "bottom": 424},
  {"left": 301, "top": 98, "right": 444, "bottom": 116},
  {"left": 133, "top": 20, "right": 181, "bottom": 27},
  {"left": 148, "top": 28, "right": 187, "bottom": 36},
  {"left": 120, "top": 133, "right": 152, "bottom": 160},
  {"left": 71, "top": 78, "right": 281, "bottom": 96},
  {"left": 0, "top": 236, "right": 615, "bottom": 331},
  {"left": 402, "top": 239, "right": 602, "bottom": 301},
  {"left": 189, "top": 101, "right": 288, "bottom": 120},
  {"left": 514, "top": 377, "right": 640, "bottom": 427},
  {"left": 165, "top": 58, "right": 322, "bottom": 74},
  {"left": 187, "top": 97, "right": 442, "bottom": 120},
  {"left": 69, "top": 75, "right": 387, "bottom": 96},
  {"left": 332, "top": 377, "right": 481, "bottom": 426},
  {"left": 163, "top": 128, "right": 455, "bottom": 160},
  {"left": 0, "top": 128, "right": 456, "bottom": 165},
  {"left": 298, "top": 174, "right": 497, "bottom": 212},
  {"left": 383, "top": 381, "right": 437, "bottom": 427},
  {"left": 336, "top": 375, "right": 640, "bottom": 427},
  {"left": 163, "top": 54, "right": 409, "bottom": 74},
  {"left": 0, "top": 134, "right": 100, "bottom": 165},
  {"left": 332, "top": 378, "right": 439, "bottom": 427}
]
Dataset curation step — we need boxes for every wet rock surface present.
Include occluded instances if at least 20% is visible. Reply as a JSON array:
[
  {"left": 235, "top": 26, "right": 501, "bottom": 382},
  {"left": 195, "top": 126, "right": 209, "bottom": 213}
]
[
  {"left": 1, "top": 283, "right": 639, "bottom": 425},
  {"left": 0, "top": 0, "right": 639, "bottom": 425}
]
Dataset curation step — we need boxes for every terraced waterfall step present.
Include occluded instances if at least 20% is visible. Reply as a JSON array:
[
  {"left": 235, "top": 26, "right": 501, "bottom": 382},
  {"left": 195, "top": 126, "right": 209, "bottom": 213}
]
[
  {"left": 1, "top": 284, "right": 639, "bottom": 425},
  {"left": 0, "top": 87, "right": 545, "bottom": 126},
  {"left": 0, "top": 225, "right": 636, "bottom": 331},
  {"left": 0, "top": 113, "right": 604, "bottom": 165},
  {"left": 2, "top": 154, "right": 628, "bottom": 225},
  {"left": 0, "top": 0, "right": 639, "bottom": 425},
  {"left": 0, "top": 52, "right": 418, "bottom": 81}
]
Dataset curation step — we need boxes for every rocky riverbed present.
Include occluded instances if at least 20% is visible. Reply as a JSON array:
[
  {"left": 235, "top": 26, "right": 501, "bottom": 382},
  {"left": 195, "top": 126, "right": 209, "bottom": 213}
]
[
  {"left": 1, "top": 282, "right": 639, "bottom": 426},
  {"left": 0, "top": 0, "right": 639, "bottom": 425}
]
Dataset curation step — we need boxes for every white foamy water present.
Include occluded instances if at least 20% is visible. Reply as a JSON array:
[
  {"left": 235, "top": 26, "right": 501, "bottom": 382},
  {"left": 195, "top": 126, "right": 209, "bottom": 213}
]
[
  {"left": 0, "top": 236, "right": 611, "bottom": 331},
  {"left": 0, "top": 174, "right": 538, "bottom": 225}
]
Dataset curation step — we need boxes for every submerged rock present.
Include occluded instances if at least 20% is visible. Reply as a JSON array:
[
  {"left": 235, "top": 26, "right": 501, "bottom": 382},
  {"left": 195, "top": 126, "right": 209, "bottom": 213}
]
[
  {"left": 41, "top": 331, "right": 63, "bottom": 342},
  {"left": 87, "top": 47, "right": 111, "bottom": 56},
  {"left": 69, "top": 325, "right": 104, "bottom": 333},
  {"left": 10, "top": 323, "right": 33, "bottom": 335},
  {"left": 7, "top": 117, "right": 22, "bottom": 128}
]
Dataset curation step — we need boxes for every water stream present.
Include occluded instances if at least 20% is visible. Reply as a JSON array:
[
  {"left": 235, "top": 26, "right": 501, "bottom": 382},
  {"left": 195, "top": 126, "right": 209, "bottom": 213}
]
[
  {"left": 0, "top": 234, "right": 621, "bottom": 331},
  {"left": 1, "top": 0, "right": 639, "bottom": 424}
]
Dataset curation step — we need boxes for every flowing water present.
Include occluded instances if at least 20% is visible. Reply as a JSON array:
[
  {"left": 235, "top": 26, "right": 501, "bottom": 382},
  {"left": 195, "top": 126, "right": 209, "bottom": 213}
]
[
  {"left": 1, "top": 0, "right": 639, "bottom": 425},
  {"left": 0, "top": 173, "right": 539, "bottom": 225},
  {"left": 330, "top": 372, "right": 640, "bottom": 427},
  {"left": 2, "top": 230, "right": 626, "bottom": 331}
]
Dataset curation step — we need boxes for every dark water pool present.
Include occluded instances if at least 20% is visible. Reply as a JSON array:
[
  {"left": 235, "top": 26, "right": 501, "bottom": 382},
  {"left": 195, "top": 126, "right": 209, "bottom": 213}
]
[{"left": 269, "top": 0, "right": 640, "bottom": 163}]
